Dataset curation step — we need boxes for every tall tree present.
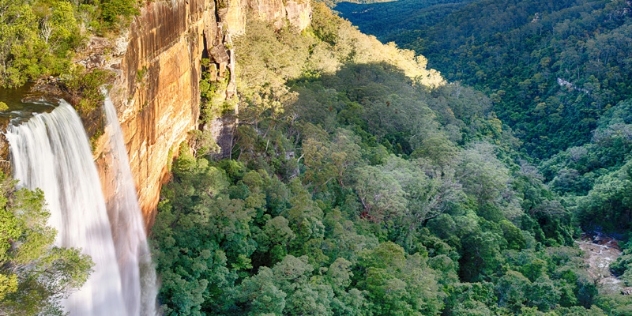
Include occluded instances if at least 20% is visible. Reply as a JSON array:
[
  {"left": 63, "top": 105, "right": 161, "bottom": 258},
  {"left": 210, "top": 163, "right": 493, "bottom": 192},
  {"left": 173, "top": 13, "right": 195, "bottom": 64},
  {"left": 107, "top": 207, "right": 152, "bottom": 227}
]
[{"left": 0, "top": 172, "right": 92, "bottom": 315}]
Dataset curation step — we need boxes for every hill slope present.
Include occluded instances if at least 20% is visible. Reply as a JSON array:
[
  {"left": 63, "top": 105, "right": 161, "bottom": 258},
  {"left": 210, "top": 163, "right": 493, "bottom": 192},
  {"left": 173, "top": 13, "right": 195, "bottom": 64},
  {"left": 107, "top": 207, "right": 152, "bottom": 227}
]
[
  {"left": 338, "top": 0, "right": 632, "bottom": 158},
  {"left": 147, "top": 3, "right": 629, "bottom": 315}
]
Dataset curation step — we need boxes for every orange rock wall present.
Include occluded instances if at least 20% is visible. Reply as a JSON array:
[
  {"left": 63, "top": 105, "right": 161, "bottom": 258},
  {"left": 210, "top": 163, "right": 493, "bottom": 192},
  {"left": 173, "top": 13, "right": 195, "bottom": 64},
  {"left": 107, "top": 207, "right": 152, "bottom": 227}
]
[
  {"left": 94, "top": 0, "right": 311, "bottom": 227},
  {"left": 95, "top": 0, "right": 209, "bottom": 227}
]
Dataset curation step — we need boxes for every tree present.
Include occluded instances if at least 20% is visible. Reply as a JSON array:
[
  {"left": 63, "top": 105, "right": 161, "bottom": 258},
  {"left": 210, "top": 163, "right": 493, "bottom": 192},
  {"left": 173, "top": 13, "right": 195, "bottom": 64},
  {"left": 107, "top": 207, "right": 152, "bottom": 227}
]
[
  {"left": 526, "top": 276, "right": 560, "bottom": 311},
  {"left": 459, "top": 229, "right": 504, "bottom": 282},
  {"left": 577, "top": 162, "right": 632, "bottom": 230},
  {"left": 455, "top": 143, "right": 515, "bottom": 221},
  {"left": 0, "top": 0, "right": 45, "bottom": 87},
  {"left": 355, "top": 242, "right": 444, "bottom": 315},
  {"left": 152, "top": 153, "right": 258, "bottom": 314},
  {"left": 353, "top": 165, "right": 408, "bottom": 223},
  {"left": 380, "top": 156, "right": 464, "bottom": 249},
  {"left": 237, "top": 267, "right": 287, "bottom": 315},
  {"left": 495, "top": 270, "right": 530, "bottom": 312},
  {"left": 411, "top": 134, "right": 459, "bottom": 168},
  {"left": 0, "top": 172, "right": 92, "bottom": 315},
  {"left": 238, "top": 255, "right": 339, "bottom": 315}
]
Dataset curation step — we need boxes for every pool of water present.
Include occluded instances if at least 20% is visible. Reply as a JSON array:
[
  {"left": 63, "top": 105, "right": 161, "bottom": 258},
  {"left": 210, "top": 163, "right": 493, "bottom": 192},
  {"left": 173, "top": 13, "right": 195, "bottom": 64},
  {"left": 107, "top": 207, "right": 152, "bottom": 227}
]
[{"left": 0, "top": 84, "right": 56, "bottom": 124}]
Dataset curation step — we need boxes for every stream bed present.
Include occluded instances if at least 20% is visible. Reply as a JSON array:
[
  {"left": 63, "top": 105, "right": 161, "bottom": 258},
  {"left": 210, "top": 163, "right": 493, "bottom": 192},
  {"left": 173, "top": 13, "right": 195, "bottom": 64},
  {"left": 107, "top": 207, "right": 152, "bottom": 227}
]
[{"left": 577, "top": 234, "right": 623, "bottom": 295}]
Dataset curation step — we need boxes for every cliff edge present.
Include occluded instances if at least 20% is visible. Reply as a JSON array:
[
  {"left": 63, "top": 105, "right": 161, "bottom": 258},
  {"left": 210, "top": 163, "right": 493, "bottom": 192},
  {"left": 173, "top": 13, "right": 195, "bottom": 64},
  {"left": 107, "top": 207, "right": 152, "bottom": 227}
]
[{"left": 94, "top": 0, "right": 311, "bottom": 226}]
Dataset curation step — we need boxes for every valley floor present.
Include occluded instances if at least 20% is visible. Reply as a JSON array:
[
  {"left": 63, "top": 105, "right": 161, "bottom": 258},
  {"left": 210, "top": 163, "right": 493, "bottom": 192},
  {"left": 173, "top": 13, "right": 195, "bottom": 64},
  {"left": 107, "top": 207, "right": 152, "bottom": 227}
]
[{"left": 578, "top": 235, "right": 623, "bottom": 294}]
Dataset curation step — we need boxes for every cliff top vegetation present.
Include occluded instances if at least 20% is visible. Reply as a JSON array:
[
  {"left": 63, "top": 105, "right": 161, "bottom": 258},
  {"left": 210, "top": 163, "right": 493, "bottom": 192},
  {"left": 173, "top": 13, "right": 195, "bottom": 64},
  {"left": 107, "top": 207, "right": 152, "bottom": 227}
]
[{"left": 0, "top": 0, "right": 138, "bottom": 88}]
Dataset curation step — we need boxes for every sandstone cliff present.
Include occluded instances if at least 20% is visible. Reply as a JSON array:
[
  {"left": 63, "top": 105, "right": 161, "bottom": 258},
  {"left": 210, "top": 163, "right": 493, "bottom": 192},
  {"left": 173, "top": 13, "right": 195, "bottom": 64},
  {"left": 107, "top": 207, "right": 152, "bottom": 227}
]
[{"left": 94, "top": 0, "right": 311, "bottom": 226}]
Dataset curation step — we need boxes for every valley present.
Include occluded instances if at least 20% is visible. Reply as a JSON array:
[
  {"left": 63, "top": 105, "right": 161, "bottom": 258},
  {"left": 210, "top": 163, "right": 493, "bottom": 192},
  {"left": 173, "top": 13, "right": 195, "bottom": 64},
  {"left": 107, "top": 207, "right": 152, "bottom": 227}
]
[{"left": 2, "top": 0, "right": 632, "bottom": 314}]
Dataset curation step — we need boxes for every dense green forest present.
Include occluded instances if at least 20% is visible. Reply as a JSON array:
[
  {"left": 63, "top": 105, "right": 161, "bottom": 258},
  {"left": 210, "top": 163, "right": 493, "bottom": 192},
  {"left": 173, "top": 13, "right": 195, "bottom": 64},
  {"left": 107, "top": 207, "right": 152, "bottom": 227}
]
[
  {"left": 149, "top": 3, "right": 632, "bottom": 315},
  {"left": 337, "top": 0, "right": 632, "bottom": 159},
  {"left": 336, "top": 0, "right": 632, "bottom": 313}
]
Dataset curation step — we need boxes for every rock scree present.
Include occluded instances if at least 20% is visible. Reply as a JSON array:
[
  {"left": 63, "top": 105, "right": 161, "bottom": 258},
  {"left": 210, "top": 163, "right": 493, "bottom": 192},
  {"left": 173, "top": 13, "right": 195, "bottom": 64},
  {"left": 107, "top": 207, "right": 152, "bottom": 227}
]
[{"left": 577, "top": 232, "right": 623, "bottom": 295}]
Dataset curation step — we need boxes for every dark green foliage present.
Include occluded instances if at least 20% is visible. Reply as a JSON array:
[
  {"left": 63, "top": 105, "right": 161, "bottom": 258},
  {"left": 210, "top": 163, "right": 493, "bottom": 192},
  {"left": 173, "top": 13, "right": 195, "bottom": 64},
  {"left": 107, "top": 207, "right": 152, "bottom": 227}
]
[
  {"left": 335, "top": 3, "right": 632, "bottom": 312},
  {"left": 535, "top": 98, "right": 632, "bottom": 251},
  {"left": 151, "top": 151, "right": 245, "bottom": 315},
  {"left": 151, "top": 4, "right": 606, "bottom": 315},
  {"left": 536, "top": 99, "right": 632, "bottom": 232},
  {"left": 0, "top": 0, "right": 138, "bottom": 88},
  {"left": 338, "top": 0, "right": 632, "bottom": 159},
  {"left": 595, "top": 294, "right": 632, "bottom": 315}
]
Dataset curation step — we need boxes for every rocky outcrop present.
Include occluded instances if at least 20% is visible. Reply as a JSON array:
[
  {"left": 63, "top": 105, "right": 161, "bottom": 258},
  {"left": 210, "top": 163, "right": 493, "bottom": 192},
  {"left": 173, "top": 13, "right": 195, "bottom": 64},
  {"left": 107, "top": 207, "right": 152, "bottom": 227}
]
[
  {"left": 285, "top": 1, "right": 312, "bottom": 31},
  {"left": 94, "top": 0, "right": 311, "bottom": 226},
  {"left": 94, "top": 0, "right": 207, "bottom": 227}
]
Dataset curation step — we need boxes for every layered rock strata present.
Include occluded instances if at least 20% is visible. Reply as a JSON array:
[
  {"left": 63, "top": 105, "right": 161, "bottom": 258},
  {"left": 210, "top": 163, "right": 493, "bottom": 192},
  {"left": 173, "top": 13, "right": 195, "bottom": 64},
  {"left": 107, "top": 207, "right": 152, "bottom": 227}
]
[{"left": 95, "top": 0, "right": 311, "bottom": 226}]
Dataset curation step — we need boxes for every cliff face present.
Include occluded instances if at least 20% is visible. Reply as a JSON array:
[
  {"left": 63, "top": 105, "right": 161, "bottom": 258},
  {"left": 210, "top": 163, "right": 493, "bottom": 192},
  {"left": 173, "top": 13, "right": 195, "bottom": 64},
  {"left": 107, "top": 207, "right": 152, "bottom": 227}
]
[{"left": 94, "top": 0, "right": 311, "bottom": 226}]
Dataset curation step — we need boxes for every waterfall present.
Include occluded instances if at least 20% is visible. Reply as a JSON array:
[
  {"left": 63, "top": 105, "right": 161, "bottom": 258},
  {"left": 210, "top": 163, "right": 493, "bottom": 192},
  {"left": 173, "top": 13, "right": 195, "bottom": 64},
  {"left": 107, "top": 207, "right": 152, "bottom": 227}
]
[
  {"left": 103, "top": 93, "right": 158, "bottom": 316},
  {"left": 6, "top": 96, "right": 159, "bottom": 315},
  {"left": 5, "top": 101, "right": 128, "bottom": 316}
]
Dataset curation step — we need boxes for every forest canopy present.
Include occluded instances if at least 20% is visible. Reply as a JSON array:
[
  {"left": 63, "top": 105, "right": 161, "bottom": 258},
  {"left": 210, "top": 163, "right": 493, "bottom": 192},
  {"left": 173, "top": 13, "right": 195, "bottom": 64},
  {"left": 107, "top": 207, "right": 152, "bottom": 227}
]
[
  {"left": 337, "top": 0, "right": 632, "bottom": 159},
  {"left": 149, "top": 3, "right": 631, "bottom": 315}
]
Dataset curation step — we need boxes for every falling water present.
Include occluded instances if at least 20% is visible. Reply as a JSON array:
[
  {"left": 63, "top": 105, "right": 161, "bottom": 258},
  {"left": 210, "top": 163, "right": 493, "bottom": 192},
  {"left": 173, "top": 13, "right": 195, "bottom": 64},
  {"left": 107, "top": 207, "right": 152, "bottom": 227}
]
[
  {"left": 103, "top": 93, "right": 158, "bottom": 316},
  {"left": 5, "top": 101, "right": 127, "bottom": 315}
]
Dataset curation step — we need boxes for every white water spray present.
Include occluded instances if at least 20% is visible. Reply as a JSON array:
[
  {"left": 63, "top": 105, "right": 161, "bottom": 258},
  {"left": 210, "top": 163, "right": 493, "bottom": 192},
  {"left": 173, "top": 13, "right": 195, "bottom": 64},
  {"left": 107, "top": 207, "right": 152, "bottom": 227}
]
[
  {"left": 6, "top": 101, "right": 127, "bottom": 316},
  {"left": 103, "top": 93, "right": 158, "bottom": 316}
]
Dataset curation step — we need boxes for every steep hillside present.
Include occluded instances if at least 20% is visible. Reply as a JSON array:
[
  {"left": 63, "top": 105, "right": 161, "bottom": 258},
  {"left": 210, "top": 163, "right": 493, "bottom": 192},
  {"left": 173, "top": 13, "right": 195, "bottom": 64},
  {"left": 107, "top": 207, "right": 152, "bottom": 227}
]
[
  {"left": 336, "top": 0, "right": 472, "bottom": 39},
  {"left": 338, "top": 0, "right": 632, "bottom": 158},
  {"left": 337, "top": 0, "right": 632, "bottom": 314},
  {"left": 147, "top": 3, "right": 623, "bottom": 315},
  {"left": 86, "top": 0, "right": 311, "bottom": 225}
]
